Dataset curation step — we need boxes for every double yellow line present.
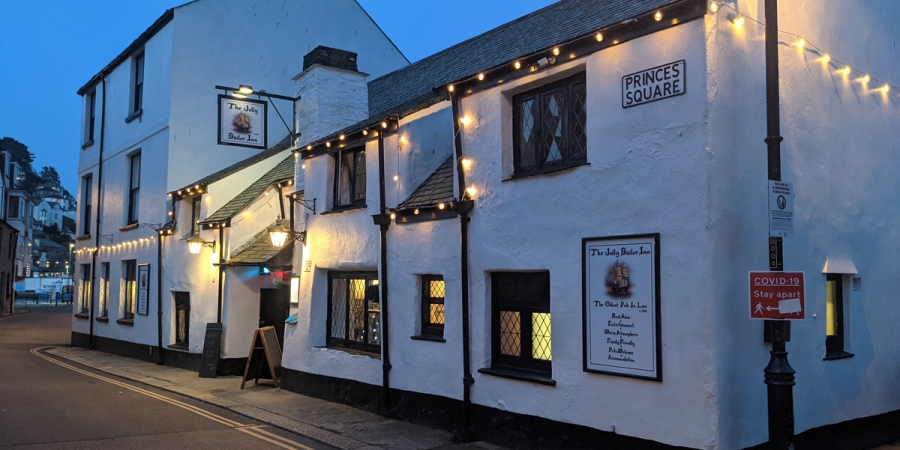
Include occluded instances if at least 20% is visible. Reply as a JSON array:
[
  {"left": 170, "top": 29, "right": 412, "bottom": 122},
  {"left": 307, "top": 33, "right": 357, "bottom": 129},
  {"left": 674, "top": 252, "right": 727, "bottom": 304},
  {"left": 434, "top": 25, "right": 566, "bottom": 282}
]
[{"left": 30, "top": 347, "right": 313, "bottom": 450}]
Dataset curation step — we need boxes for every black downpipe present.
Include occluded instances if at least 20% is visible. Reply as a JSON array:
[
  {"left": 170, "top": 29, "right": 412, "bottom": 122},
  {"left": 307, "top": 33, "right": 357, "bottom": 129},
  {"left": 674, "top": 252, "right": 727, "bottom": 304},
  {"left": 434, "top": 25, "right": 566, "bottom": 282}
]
[
  {"left": 449, "top": 90, "right": 474, "bottom": 441},
  {"left": 376, "top": 131, "right": 392, "bottom": 410},
  {"left": 156, "top": 231, "right": 164, "bottom": 364},
  {"left": 89, "top": 78, "right": 107, "bottom": 349},
  {"left": 217, "top": 226, "right": 224, "bottom": 323}
]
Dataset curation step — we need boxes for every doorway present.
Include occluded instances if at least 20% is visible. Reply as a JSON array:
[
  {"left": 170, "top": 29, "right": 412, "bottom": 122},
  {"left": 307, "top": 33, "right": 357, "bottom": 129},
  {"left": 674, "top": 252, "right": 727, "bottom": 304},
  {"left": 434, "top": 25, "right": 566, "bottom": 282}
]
[{"left": 259, "top": 286, "right": 290, "bottom": 346}]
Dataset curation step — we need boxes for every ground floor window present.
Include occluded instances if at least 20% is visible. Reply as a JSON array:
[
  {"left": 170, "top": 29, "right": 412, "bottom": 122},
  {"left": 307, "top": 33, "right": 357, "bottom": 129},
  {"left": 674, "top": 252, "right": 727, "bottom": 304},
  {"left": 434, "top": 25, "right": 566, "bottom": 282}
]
[
  {"left": 98, "top": 263, "right": 109, "bottom": 317},
  {"left": 490, "top": 272, "right": 552, "bottom": 376},
  {"left": 825, "top": 274, "right": 853, "bottom": 360},
  {"left": 421, "top": 275, "right": 445, "bottom": 338},
  {"left": 122, "top": 260, "right": 136, "bottom": 320},
  {"left": 79, "top": 264, "right": 92, "bottom": 314},
  {"left": 174, "top": 292, "right": 190, "bottom": 347},
  {"left": 327, "top": 271, "right": 380, "bottom": 353}
]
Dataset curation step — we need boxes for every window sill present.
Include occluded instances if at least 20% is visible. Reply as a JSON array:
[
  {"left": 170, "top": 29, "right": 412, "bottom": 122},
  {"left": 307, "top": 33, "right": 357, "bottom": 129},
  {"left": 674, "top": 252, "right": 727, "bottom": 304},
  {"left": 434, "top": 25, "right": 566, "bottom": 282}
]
[
  {"left": 322, "top": 204, "right": 367, "bottom": 215},
  {"left": 74, "top": 312, "right": 90, "bottom": 319},
  {"left": 125, "top": 109, "right": 143, "bottom": 123},
  {"left": 168, "top": 344, "right": 189, "bottom": 351},
  {"left": 410, "top": 334, "right": 446, "bottom": 343},
  {"left": 116, "top": 318, "right": 134, "bottom": 326},
  {"left": 316, "top": 345, "right": 381, "bottom": 359},
  {"left": 824, "top": 350, "right": 855, "bottom": 361},
  {"left": 504, "top": 161, "right": 590, "bottom": 182},
  {"left": 119, "top": 223, "right": 139, "bottom": 232},
  {"left": 76, "top": 234, "right": 92, "bottom": 241},
  {"left": 95, "top": 316, "right": 109, "bottom": 323},
  {"left": 478, "top": 367, "right": 556, "bottom": 386},
  {"left": 81, "top": 140, "right": 94, "bottom": 150}
]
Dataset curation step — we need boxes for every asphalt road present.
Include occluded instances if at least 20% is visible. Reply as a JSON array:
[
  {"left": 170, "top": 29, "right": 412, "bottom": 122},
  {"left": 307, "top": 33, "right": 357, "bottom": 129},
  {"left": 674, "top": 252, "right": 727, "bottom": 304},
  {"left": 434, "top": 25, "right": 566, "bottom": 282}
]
[{"left": 0, "top": 306, "right": 336, "bottom": 449}]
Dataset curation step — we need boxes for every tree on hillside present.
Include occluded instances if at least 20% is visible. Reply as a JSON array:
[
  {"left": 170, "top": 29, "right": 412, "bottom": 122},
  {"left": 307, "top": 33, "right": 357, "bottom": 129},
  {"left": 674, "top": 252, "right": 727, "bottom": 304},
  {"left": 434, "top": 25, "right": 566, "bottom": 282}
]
[
  {"left": 0, "top": 137, "right": 40, "bottom": 190},
  {"left": 39, "top": 166, "right": 60, "bottom": 184}
]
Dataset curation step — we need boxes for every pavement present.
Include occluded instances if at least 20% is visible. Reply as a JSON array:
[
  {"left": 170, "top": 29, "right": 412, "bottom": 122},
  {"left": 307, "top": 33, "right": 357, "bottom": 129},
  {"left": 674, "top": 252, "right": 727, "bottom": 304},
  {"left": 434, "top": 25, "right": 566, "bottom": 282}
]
[{"left": 46, "top": 345, "right": 504, "bottom": 450}]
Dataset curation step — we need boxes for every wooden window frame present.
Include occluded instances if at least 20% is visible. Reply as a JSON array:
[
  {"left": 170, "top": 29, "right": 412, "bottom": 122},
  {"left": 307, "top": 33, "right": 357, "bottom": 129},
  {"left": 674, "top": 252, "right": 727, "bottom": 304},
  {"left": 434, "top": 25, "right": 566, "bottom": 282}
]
[
  {"left": 512, "top": 72, "right": 588, "bottom": 178},
  {"left": 127, "top": 153, "right": 141, "bottom": 225},
  {"left": 326, "top": 271, "right": 380, "bottom": 354},
  {"left": 122, "top": 260, "right": 136, "bottom": 320},
  {"left": 191, "top": 196, "right": 201, "bottom": 236},
  {"left": 174, "top": 292, "right": 190, "bottom": 347},
  {"left": 489, "top": 272, "right": 551, "bottom": 376},
  {"left": 331, "top": 147, "right": 366, "bottom": 210},
  {"left": 420, "top": 275, "right": 445, "bottom": 338}
]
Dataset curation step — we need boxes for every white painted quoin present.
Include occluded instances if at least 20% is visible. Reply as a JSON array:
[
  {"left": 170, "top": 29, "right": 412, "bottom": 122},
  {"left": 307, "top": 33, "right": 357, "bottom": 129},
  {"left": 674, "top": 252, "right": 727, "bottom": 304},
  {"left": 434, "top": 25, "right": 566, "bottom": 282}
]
[
  {"left": 285, "top": 0, "right": 900, "bottom": 448},
  {"left": 72, "top": 0, "right": 407, "bottom": 363}
]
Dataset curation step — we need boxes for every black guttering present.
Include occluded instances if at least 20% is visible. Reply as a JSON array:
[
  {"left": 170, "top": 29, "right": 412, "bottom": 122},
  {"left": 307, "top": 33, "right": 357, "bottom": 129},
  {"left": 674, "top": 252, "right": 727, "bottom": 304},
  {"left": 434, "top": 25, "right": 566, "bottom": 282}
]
[
  {"left": 77, "top": 9, "right": 175, "bottom": 96},
  {"left": 89, "top": 77, "right": 108, "bottom": 348},
  {"left": 373, "top": 131, "right": 393, "bottom": 410}
]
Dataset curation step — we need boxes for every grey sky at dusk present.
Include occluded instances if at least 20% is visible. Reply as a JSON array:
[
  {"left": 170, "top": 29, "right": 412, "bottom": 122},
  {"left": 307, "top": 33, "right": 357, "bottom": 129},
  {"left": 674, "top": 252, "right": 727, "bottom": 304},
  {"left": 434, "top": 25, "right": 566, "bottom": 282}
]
[{"left": 0, "top": 0, "right": 555, "bottom": 193}]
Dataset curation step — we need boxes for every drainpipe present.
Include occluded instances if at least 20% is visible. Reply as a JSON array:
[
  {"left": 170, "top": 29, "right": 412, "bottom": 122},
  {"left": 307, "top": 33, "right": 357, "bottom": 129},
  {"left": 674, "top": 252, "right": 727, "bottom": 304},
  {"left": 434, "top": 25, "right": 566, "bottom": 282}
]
[
  {"left": 374, "top": 130, "right": 393, "bottom": 411},
  {"left": 156, "top": 228, "right": 164, "bottom": 364},
  {"left": 90, "top": 77, "right": 107, "bottom": 349},
  {"left": 217, "top": 226, "right": 225, "bottom": 324},
  {"left": 448, "top": 90, "right": 474, "bottom": 441}
]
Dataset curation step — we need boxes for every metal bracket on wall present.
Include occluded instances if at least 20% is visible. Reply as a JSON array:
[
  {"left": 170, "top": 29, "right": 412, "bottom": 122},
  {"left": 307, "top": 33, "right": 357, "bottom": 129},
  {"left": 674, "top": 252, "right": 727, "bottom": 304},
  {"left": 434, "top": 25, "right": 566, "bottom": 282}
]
[
  {"left": 297, "top": 198, "right": 316, "bottom": 215},
  {"left": 99, "top": 234, "right": 114, "bottom": 244}
]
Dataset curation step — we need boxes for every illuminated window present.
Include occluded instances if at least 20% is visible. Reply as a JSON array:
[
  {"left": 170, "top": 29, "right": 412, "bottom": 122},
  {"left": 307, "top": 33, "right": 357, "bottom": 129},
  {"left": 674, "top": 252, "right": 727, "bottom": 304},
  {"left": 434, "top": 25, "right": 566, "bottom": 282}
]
[
  {"left": 420, "top": 275, "right": 445, "bottom": 338},
  {"left": 174, "top": 292, "right": 190, "bottom": 347},
  {"left": 191, "top": 196, "right": 201, "bottom": 236},
  {"left": 824, "top": 274, "right": 853, "bottom": 360},
  {"left": 488, "top": 272, "right": 551, "bottom": 376},
  {"left": 122, "top": 260, "right": 136, "bottom": 320},
  {"left": 512, "top": 72, "right": 587, "bottom": 178},
  {"left": 79, "top": 264, "right": 92, "bottom": 314},
  {"left": 98, "top": 262, "right": 109, "bottom": 318},
  {"left": 327, "top": 271, "right": 379, "bottom": 353}
]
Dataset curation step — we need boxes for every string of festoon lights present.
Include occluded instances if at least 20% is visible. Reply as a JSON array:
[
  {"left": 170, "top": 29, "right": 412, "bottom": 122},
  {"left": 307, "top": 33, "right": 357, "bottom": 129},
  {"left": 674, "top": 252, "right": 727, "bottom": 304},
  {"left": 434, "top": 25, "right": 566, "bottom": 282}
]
[
  {"left": 73, "top": 236, "right": 162, "bottom": 257},
  {"left": 710, "top": 1, "right": 896, "bottom": 94}
]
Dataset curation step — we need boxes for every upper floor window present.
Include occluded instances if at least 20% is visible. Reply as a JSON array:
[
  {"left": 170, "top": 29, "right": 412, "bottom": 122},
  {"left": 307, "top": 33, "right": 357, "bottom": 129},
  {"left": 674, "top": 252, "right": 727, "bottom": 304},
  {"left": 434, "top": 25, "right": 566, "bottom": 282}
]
[
  {"left": 82, "top": 174, "right": 92, "bottom": 235},
  {"left": 127, "top": 153, "right": 141, "bottom": 225},
  {"left": 128, "top": 52, "right": 144, "bottom": 121},
  {"left": 332, "top": 147, "right": 366, "bottom": 209},
  {"left": 512, "top": 72, "right": 587, "bottom": 177},
  {"left": 191, "top": 196, "right": 201, "bottom": 236},
  {"left": 84, "top": 90, "right": 96, "bottom": 146},
  {"left": 7, "top": 196, "right": 21, "bottom": 219}
]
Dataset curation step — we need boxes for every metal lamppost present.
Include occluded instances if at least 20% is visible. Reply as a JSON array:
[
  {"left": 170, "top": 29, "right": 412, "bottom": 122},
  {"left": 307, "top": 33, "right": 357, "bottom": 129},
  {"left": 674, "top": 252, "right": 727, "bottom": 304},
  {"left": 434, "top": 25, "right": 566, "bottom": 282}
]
[{"left": 762, "top": 1, "right": 795, "bottom": 449}]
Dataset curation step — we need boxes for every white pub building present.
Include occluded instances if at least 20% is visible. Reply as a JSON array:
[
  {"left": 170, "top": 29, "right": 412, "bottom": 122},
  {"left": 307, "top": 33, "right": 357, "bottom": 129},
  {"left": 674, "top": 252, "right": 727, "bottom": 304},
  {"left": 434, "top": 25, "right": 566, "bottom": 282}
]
[{"left": 74, "top": 0, "right": 900, "bottom": 449}]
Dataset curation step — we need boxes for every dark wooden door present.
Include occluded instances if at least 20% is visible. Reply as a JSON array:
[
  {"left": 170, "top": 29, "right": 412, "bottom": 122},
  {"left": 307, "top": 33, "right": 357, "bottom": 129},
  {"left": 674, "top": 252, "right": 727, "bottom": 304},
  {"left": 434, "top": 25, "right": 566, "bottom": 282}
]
[{"left": 259, "top": 286, "right": 290, "bottom": 345}]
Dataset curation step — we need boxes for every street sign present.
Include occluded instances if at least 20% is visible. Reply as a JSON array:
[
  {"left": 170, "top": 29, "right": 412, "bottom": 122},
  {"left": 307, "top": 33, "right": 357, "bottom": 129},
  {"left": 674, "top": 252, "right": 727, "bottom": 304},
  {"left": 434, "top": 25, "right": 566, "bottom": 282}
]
[
  {"left": 750, "top": 271, "right": 805, "bottom": 320},
  {"left": 768, "top": 181, "right": 793, "bottom": 238}
]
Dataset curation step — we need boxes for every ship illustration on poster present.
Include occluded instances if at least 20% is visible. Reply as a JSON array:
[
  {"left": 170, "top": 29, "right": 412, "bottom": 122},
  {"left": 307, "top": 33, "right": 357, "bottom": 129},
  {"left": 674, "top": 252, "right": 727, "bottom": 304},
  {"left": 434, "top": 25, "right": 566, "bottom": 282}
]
[
  {"left": 232, "top": 111, "right": 252, "bottom": 133},
  {"left": 606, "top": 259, "right": 632, "bottom": 296}
]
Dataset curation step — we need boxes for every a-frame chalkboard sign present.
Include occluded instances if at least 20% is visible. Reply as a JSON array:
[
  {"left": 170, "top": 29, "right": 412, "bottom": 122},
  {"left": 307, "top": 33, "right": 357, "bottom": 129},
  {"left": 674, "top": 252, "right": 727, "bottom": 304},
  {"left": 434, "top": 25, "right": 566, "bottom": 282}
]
[{"left": 240, "top": 326, "right": 282, "bottom": 389}]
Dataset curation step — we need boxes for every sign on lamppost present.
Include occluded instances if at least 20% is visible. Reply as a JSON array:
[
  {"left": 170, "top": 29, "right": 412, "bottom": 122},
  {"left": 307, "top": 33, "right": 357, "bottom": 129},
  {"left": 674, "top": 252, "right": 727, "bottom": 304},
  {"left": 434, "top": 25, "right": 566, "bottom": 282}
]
[{"left": 218, "top": 95, "right": 267, "bottom": 149}]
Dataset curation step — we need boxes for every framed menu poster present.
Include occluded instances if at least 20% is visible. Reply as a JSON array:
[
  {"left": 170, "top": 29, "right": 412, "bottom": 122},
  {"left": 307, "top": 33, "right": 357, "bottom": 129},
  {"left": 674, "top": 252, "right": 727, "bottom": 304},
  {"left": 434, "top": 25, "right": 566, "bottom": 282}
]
[{"left": 582, "top": 233, "right": 661, "bottom": 381}]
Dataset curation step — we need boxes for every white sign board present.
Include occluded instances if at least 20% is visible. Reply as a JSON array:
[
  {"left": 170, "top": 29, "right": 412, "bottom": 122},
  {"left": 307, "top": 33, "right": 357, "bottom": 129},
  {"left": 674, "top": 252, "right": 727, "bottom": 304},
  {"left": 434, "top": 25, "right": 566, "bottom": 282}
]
[
  {"left": 137, "top": 264, "right": 150, "bottom": 315},
  {"left": 769, "top": 181, "right": 793, "bottom": 238},
  {"left": 622, "top": 60, "right": 686, "bottom": 108},
  {"left": 218, "top": 95, "right": 267, "bottom": 149},
  {"left": 583, "top": 234, "right": 661, "bottom": 381}
]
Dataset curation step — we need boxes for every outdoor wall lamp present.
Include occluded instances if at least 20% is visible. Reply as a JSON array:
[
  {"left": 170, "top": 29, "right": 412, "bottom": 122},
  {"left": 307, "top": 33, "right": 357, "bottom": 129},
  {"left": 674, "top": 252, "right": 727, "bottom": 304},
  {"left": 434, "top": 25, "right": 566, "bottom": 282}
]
[
  {"left": 186, "top": 236, "right": 216, "bottom": 254},
  {"left": 268, "top": 219, "right": 306, "bottom": 248}
]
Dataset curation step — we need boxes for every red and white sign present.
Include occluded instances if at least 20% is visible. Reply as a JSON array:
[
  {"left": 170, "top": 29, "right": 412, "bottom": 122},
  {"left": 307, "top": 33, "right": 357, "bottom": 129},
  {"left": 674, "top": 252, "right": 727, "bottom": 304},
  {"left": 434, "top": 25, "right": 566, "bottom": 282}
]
[{"left": 749, "top": 271, "right": 805, "bottom": 320}]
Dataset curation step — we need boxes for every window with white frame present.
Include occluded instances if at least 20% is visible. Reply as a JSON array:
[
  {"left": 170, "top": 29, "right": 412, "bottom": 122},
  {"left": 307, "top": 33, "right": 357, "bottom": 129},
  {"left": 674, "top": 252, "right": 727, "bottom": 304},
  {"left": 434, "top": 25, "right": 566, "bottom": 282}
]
[
  {"left": 512, "top": 72, "right": 587, "bottom": 177},
  {"left": 332, "top": 147, "right": 366, "bottom": 209},
  {"left": 128, "top": 52, "right": 144, "bottom": 119},
  {"left": 6, "top": 195, "right": 20, "bottom": 219},
  {"left": 81, "top": 175, "right": 92, "bottom": 235},
  {"left": 84, "top": 90, "right": 96, "bottom": 145},
  {"left": 127, "top": 153, "right": 140, "bottom": 225},
  {"left": 79, "top": 264, "right": 92, "bottom": 314},
  {"left": 98, "top": 262, "right": 110, "bottom": 318}
]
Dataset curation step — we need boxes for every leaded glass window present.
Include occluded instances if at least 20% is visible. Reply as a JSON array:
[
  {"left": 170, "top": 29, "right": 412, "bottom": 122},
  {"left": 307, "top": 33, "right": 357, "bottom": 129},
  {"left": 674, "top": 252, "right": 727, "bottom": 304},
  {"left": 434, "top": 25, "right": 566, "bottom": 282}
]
[
  {"left": 421, "top": 275, "right": 445, "bottom": 338},
  {"left": 512, "top": 72, "right": 587, "bottom": 177},
  {"left": 491, "top": 272, "right": 551, "bottom": 375},
  {"left": 327, "top": 271, "right": 379, "bottom": 353},
  {"left": 333, "top": 147, "right": 366, "bottom": 209}
]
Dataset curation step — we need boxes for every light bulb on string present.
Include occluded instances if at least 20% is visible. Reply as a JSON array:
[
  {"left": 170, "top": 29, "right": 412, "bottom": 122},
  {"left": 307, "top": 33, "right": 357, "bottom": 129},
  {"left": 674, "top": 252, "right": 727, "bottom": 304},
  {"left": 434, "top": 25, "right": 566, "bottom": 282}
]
[
  {"left": 881, "top": 84, "right": 890, "bottom": 94},
  {"left": 796, "top": 39, "right": 805, "bottom": 49},
  {"left": 654, "top": 11, "right": 662, "bottom": 21},
  {"left": 733, "top": 16, "right": 745, "bottom": 29},
  {"left": 709, "top": 2, "right": 718, "bottom": 12},
  {"left": 842, "top": 66, "right": 851, "bottom": 76},
  {"left": 863, "top": 74, "right": 870, "bottom": 83},
  {"left": 595, "top": 32, "right": 603, "bottom": 42},
  {"left": 514, "top": 61, "right": 522, "bottom": 69}
]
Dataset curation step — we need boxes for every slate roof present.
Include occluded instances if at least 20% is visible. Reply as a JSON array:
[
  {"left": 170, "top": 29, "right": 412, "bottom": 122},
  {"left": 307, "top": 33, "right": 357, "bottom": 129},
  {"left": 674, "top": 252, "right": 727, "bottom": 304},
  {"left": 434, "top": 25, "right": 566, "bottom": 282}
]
[
  {"left": 171, "top": 135, "right": 293, "bottom": 195},
  {"left": 305, "top": 0, "right": 674, "bottom": 148},
  {"left": 397, "top": 156, "right": 455, "bottom": 210},
  {"left": 228, "top": 226, "right": 289, "bottom": 264},
  {"left": 203, "top": 154, "right": 295, "bottom": 223}
]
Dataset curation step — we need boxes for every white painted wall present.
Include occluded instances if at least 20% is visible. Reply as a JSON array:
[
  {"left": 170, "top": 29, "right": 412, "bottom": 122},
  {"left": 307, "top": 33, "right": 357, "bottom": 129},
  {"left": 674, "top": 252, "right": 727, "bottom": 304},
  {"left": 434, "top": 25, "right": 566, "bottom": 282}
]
[
  {"left": 708, "top": 1, "right": 900, "bottom": 448},
  {"left": 166, "top": 0, "right": 409, "bottom": 192},
  {"left": 295, "top": 65, "right": 370, "bottom": 145}
]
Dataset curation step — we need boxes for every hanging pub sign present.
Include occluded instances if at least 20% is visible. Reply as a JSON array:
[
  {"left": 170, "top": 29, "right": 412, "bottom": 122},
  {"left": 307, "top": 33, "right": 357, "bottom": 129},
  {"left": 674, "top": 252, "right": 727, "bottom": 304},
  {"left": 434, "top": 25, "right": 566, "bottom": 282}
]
[
  {"left": 137, "top": 264, "right": 150, "bottom": 315},
  {"left": 583, "top": 234, "right": 662, "bottom": 381},
  {"left": 218, "top": 94, "right": 267, "bottom": 149},
  {"left": 622, "top": 60, "right": 686, "bottom": 108}
]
